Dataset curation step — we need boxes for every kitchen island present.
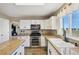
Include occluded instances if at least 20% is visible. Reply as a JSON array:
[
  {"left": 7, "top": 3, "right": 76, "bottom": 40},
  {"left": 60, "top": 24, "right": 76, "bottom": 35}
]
[{"left": 0, "top": 38, "right": 25, "bottom": 55}]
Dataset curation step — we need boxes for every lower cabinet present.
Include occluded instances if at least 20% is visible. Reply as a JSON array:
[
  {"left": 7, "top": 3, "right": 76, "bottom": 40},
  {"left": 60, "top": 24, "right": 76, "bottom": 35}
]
[
  {"left": 18, "top": 36, "right": 30, "bottom": 47},
  {"left": 24, "top": 36, "right": 30, "bottom": 47},
  {"left": 11, "top": 43, "right": 24, "bottom": 55},
  {"left": 48, "top": 41, "right": 59, "bottom": 55},
  {"left": 40, "top": 36, "right": 46, "bottom": 47}
]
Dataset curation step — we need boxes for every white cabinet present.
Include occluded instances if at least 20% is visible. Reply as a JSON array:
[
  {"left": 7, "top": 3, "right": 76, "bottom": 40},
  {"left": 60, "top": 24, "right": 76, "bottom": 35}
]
[
  {"left": 40, "top": 36, "right": 46, "bottom": 47},
  {"left": 44, "top": 19, "right": 52, "bottom": 29},
  {"left": 24, "top": 36, "right": 30, "bottom": 47},
  {"left": 51, "top": 16, "right": 57, "bottom": 29},
  {"left": 0, "top": 19, "right": 2, "bottom": 43},
  {"left": 31, "top": 20, "right": 35, "bottom": 24},
  {"left": 48, "top": 41, "right": 59, "bottom": 55},
  {"left": 18, "top": 36, "right": 30, "bottom": 47},
  {"left": 20, "top": 19, "right": 57, "bottom": 30},
  {"left": 31, "top": 20, "right": 41, "bottom": 24},
  {"left": 20, "top": 19, "right": 53, "bottom": 29},
  {"left": 19, "top": 43, "right": 25, "bottom": 55},
  {"left": 20, "top": 20, "right": 31, "bottom": 29},
  {"left": 44, "top": 20, "right": 49, "bottom": 29},
  {"left": 40, "top": 20, "right": 45, "bottom": 29},
  {"left": 0, "top": 18, "right": 9, "bottom": 43}
]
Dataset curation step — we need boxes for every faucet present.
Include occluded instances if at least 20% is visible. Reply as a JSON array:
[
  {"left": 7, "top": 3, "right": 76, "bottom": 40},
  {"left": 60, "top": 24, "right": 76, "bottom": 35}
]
[{"left": 63, "top": 29, "right": 68, "bottom": 42}]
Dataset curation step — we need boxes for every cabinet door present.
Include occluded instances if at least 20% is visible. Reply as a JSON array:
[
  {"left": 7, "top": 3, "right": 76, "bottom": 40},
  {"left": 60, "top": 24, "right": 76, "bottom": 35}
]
[
  {"left": 35, "top": 20, "right": 40, "bottom": 24},
  {"left": 26, "top": 20, "right": 31, "bottom": 29},
  {"left": 12, "top": 47, "right": 20, "bottom": 55},
  {"left": 20, "top": 43, "right": 25, "bottom": 55},
  {"left": 41, "top": 20, "right": 45, "bottom": 29},
  {"left": 2, "top": 19, "right": 9, "bottom": 42},
  {"left": 48, "top": 42, "right": 59, "bottom": 55},
  {"left": 24, "top": 36, "right": 30, "bottom": 47},
  {"left": 44, "top": 20, "right": 48, "bottom": 29},
  {"left": 20, "top": 20, "right": 31, "bottom": 29},
  {"left": 31, "top": 20, "right": 35, "bottom": 24},
  {"left": 0, "top": 19, "right": 9, "bottom": 43},
  {"left": 52, "top": 17, "right": 57, "bottom": 29},
  {"left": 44, "top": 20, "right": 52, "bottom": 29},
  {"left": 41, "top": 36, "right": 46, "bottom": 47},
  {"left": 0, "top": 19, "right": 2, "bottom": 42}
]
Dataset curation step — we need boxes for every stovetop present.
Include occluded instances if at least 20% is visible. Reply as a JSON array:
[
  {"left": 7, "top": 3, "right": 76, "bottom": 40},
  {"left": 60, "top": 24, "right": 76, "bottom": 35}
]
[{"left": 30, "top": 31, "right": 41, "bottom": 36}]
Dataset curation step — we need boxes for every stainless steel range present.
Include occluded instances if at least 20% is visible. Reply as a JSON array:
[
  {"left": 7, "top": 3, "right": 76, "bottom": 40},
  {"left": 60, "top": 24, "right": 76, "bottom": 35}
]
[{"left": 30, "top": 24, "right": 41, "bottom": 47}]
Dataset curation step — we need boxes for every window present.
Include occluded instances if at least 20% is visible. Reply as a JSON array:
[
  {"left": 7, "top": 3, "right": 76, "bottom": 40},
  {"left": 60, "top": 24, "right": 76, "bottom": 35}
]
[
  {"left": 62, "top": 15, "right": 70, "bottom": 35},
  {"left": 61, "top": 9, "right": 79, "bottom": 37},
  {"left": 72, "top": 10, "right": 79, "bottom": 36}
]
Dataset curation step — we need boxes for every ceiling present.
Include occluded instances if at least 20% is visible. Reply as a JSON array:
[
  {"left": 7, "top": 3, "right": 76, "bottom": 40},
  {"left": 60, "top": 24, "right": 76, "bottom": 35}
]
[{"left": 0, "top": 3, "right": 64, "bottom": 19}]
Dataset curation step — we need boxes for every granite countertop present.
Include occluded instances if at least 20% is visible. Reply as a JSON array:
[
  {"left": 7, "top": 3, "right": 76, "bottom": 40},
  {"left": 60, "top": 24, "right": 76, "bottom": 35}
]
[{"left": 0, "top": 38, "right": 25, "bottom": 55}]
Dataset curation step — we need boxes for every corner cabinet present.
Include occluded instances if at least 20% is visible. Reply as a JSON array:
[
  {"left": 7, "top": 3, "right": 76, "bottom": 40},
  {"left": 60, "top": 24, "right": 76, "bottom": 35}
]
[{"left": 0, "top": 18, "right": 9, "bottom": 43}]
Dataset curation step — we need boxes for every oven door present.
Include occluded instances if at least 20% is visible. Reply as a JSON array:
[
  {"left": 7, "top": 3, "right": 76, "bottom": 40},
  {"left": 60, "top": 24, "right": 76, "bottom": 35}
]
[{"left": 30, "top": 36, "right": 40, "bottom": 47}]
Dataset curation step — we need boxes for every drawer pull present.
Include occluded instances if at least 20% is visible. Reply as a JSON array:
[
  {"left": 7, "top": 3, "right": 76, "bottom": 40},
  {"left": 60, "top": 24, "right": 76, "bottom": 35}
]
[
  {"left": 49, "top": 49, "right": 51, "bottom": 55},
  {"left": 14, "top": 52, "right": 17, "bottom": 55}
]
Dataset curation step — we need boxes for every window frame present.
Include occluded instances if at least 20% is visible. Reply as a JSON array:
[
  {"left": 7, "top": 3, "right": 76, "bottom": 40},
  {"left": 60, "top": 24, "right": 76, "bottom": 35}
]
[{"left": 61, "top": 9, "right": 79, "bottom": 36}]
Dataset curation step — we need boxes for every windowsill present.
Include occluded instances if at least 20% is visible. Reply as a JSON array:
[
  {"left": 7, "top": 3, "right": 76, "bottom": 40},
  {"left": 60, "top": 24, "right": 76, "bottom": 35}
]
[{"left": 66, "top": 34, "right": 79, "bottom": 42}]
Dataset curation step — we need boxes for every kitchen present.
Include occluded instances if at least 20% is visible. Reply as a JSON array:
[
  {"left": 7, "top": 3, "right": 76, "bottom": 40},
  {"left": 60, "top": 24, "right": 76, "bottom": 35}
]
[{"left": 0, "top": 3, "right": 79, "bottom": 55}]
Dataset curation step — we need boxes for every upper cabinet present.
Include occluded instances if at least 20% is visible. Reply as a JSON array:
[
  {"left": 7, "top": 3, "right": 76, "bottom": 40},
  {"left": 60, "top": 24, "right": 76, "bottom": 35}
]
[
  {"left": 20, "top": 19, "right": 54, "bottom": 29},
  {"left": 20, "top": 20, "right": 45, "bottom": 29},
  {"left": 20, "top": 20, "right": 42, "bottom": 29},
  {"left": 40, "top": 20, "right": 45, "bottom": 29},
  {"left": 44, "top": 20, "right": 50, "bottom": 29},
  {"left": 50, "top": 16, "right": 57, "bottom": 29},
  {"left": 20, "top": 20, "right": 31, "bottom": 29}
]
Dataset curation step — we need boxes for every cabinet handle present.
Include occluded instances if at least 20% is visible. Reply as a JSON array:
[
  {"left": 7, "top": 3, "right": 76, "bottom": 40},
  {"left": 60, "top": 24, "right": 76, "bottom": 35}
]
[
  {"left": 49, "top": 49, "right": 51, "bottom": 55},
  {"left": 14, "top": 52, "right": 17, "bottom": 55}
]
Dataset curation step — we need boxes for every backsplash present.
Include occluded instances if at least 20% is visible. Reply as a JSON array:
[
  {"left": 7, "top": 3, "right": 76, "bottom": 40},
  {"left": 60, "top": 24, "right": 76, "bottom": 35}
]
[{"left": 16, "top": 29, "right": 57, "bottom": 36}]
